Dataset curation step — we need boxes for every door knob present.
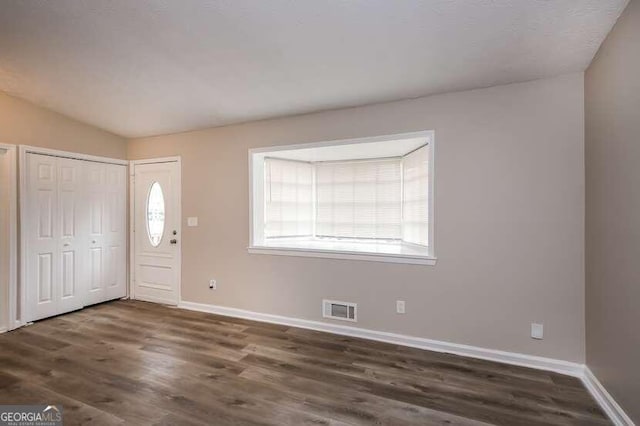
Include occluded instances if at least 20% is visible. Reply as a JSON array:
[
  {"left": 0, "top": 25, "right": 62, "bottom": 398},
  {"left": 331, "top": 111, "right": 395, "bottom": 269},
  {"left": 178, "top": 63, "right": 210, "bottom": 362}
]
[
  {"left": 170, "top": 239, "right": 177, "bottom": 244},
  {"left": 92, "top": 240, "right": 97, "bottom": 244}
]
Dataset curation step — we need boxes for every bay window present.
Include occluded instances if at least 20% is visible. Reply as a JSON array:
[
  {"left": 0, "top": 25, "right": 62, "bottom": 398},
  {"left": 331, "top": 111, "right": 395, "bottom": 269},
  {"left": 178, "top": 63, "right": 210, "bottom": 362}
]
[{"left": 249, "top": 131, "right": 435, "bottom": 265}]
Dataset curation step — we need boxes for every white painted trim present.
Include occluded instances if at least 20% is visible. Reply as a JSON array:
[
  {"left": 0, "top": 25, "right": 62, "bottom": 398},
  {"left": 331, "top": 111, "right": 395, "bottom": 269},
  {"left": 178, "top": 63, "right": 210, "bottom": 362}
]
[
  {"left": 177, "top": 300, "right": 583, "bottom": 377},
  {"left": 7, "top": 146, "right": 17, "bottom": 331},
  {"left": 130, "top": 157, "right": 182, "bottom": 305},
  {"left": 248, "top": 131, "right": 434, "bottom": 155},
  {"left": 0, "top": 144, "right": 18, "bottom": 331},
  {"left": 19, "top": 145, "right": 128, "bottom": 165},
  {"left": 136, "top": 294, "right": 182, "bottom": 306},
  {"left": 428, "top": 136, "right": 436, "bottom": 253},
  {"left": 248, "top": 151, "right": 255, "bottom": 248},
  {"left": 248, "top": 246, "right": 437, "bottom": 265},
  {"left": 128, "top": 161, "right": 135, "bottom": 300},
  {"left": 582, "top": 367, "right": 635, "bottom": 426},
  {"left": 18, "top": 146, "right": 27, "bottom": 328},
  {"left": 174, "top": 158, "right": 183, "bottom": 306},
  {"left": 130, "top": 156, "right": 181, "bottom": 165}
]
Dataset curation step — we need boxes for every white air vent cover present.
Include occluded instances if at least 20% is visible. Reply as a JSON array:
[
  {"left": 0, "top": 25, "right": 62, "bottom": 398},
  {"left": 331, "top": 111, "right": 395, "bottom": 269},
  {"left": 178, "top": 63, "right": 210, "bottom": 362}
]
[{"left": 323, "top": 299, "right": 357, "bottom": 322}]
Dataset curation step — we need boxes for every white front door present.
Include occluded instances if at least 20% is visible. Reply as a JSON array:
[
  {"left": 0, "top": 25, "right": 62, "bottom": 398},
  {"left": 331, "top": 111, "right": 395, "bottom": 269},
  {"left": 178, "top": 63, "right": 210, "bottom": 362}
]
[{"left": 133, "top": 160, "right": 181, "bottom": 305}]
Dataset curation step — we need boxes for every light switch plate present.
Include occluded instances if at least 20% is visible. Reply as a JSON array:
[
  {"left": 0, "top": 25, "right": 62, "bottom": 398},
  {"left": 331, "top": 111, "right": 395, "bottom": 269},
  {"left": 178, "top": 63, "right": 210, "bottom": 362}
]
[
  {"left": 531, "top": 323, "right": 544, "bottom": 340},
  {"left": 187, "top": 217, "right": 198, "bottom": 227}
]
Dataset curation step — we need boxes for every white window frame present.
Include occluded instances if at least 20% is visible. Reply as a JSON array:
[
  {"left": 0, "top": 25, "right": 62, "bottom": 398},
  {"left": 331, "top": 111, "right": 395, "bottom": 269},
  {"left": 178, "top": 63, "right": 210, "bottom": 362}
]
[{"left": 248, "top": 131, "right": 436, "bottom": 265}]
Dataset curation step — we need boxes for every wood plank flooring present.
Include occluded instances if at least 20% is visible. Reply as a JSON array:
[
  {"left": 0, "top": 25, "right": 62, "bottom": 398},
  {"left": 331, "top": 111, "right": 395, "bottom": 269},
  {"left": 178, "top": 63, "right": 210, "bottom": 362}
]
[{"left": 0, "top": 300, "right": 609, "bottom": 425}]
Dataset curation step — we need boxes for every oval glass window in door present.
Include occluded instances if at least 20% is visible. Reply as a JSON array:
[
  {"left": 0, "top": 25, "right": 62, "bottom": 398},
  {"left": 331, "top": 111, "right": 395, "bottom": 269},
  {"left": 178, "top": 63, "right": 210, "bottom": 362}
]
[{"left": 146, "top": 182, "right": 165, "bottom": 247}]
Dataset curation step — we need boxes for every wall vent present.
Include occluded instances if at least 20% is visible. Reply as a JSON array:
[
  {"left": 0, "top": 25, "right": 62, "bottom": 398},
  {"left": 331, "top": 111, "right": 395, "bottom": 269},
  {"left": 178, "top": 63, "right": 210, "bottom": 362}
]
[{"left": 323, "top": 299, "right": 357, "bottom": 322}]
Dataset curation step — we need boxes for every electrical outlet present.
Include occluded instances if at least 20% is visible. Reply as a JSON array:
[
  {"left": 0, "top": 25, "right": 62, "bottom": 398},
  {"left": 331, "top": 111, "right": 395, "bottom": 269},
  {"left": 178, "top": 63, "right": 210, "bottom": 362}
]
[
  {"left": 531, "top": 323, "right": 543, "bottom": 340},
  {"left": 187, "top": 217, "right": 198, "bottom": 227},
  {"left": 396, "top": 300, "right": 406, "bottom": 314},
  {"left": 209, "top": 279, "right": 217, "bottom": 290}
]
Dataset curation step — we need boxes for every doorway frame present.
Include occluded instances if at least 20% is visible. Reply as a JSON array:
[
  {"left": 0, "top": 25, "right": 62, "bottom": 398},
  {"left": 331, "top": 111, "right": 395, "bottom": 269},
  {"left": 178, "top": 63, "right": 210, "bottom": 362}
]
[
  {"left": 0, "top": 144, "right": 17, "bottom": 332},
  {"left": 129, "top": 157, "right": 182, "bottom": 304},
  {"left": 18, "top": 145, "right": 128, "bottom": 326}
]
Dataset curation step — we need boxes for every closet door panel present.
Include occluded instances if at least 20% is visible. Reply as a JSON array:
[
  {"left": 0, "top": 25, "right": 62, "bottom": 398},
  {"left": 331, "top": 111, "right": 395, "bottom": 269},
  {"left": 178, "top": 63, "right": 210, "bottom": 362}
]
[
  {"left": 36, "top": 189, "right": 54, "bottom": 239},
  {"left": 25, "top": 154, "right": 59, "bottom": 321},
  {"left": 57, "top": 158, "right": 84, "bottom": 313},
  {"left": 104, "top": 164, "right": 127, "bottom": 300},
  {"left": 89, "top": 247, "right": 103, "bottom": 289},
  {"left": 61, "top": 250, "right": 75, "bottom": 297},
  {"left": 37, "top": 253, "right": 53, "bottom": 303},
  {"left": 87, "top": 166, "right": 105, "bottom": 237},
  {"left": 84, "top": 163, "right": 106, "bottom": 306}
]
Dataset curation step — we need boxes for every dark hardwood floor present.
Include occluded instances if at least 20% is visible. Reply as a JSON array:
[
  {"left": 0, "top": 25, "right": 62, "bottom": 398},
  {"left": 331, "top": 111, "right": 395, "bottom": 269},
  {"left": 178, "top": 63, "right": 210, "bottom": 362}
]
[{"left": 0, "top": 300, "right": 609, "bottom": 425}]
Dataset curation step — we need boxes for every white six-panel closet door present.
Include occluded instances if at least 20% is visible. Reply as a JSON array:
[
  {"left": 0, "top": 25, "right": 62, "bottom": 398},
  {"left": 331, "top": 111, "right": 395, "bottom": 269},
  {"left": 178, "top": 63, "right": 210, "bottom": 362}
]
[
  {"left": 83, "top": 162, "right": 127, "bottom": 307},
  {"left": 25, "top": 153, "right": 127, "bottom": 321}
]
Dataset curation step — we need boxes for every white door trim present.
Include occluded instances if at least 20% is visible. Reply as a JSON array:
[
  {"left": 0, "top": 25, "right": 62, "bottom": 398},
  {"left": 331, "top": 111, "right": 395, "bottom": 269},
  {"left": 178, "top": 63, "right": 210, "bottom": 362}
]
[
  {"left": 19, "top": 145, "right": 128, "bottom": 165},
  {"left": 129, "top": 157, "right": 182, "bottom": 305},
  {"left": 130, "top": 156, "right": 180, "bottom": 165},
  {"left": 0, "top": 144, "right": 18, "bottom": 332},
  {"left": 129, "top": 163, "right": 135, "bottom": 301},
  {"left": 18, "top": 145, "right": 127, "bottom": 327}
]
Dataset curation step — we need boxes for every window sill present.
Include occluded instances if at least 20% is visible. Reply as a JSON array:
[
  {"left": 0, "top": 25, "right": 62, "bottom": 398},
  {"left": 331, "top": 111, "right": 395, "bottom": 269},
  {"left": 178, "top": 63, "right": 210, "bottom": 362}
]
[{"left": 248, "top": 241, "right": 437, "bottom": 265}]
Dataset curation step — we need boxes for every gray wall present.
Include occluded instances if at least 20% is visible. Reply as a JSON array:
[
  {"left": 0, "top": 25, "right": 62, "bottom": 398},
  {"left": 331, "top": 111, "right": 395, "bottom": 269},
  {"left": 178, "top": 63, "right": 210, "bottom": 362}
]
[
  {"left": 0, "top": 91, "right": 127, "bottom": 159},
  {"left": 129, "top": 73, "right": 586, "bottom": 363},
  {"left": 585, "top": 0, "right": 640, "bottom": 422}
]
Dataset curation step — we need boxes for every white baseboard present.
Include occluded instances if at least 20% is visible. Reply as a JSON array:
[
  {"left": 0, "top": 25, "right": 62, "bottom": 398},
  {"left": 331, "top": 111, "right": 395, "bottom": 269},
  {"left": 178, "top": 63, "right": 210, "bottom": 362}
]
[
  {"left": 177, "top": 300, "right": 584, "bottom": 377},
  {"left": 135, "top": 295, "right": 179, "bottom": 306},
  {"left": 582, "top": 367, "right": 635, "bottom": 426}
]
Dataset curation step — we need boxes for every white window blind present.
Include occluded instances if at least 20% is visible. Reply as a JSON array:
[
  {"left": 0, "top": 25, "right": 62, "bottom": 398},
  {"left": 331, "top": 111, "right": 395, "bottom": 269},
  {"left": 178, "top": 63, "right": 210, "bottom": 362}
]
[
  {"left": 316, "top": 159, "right": 402, "bottom": 240},
  {"left": 264, "top": 158, "right": 313, "bottom": 238},
  {"left": 402, "top": 145, "right": 429, "bottom": 246}
]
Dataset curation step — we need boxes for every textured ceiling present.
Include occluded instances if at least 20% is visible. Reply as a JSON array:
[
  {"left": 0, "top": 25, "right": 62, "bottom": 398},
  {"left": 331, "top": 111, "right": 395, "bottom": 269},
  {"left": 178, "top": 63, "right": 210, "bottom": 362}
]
[{"left": 0, "top": 0, "right": 629, "bottom": 138}]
